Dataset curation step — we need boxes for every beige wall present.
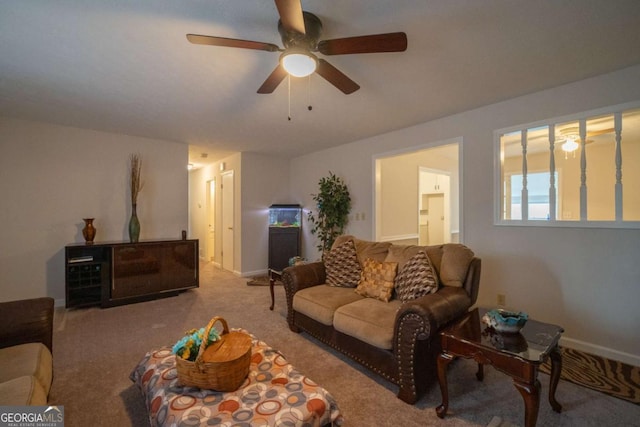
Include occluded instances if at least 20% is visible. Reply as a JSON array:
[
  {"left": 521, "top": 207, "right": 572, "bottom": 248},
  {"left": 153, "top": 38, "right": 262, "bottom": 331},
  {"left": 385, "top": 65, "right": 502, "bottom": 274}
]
[
  {"left": 240, "top": 152, "right": 290, "bottom": 275},
  {"left": 290, "top": 65, "right": 640, "bottom": 365},
  {"left": 0, "top": 117, "right": 189, "bottom": 304},
  {"left": 379, "top": 155, "right": 419, "bottom": 238}
]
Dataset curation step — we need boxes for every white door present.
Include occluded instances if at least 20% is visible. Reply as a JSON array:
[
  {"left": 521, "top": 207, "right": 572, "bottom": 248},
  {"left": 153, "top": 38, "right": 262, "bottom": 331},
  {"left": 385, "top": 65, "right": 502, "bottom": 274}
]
[
  {"left": 426, "top": 194, "right": 445, "bottom": 245},
  {"left": 221, "top": 172, "right": 234, "bottom": 272},
  {"left": 207, "top": 179, "right": 215, "bottom": 263}
]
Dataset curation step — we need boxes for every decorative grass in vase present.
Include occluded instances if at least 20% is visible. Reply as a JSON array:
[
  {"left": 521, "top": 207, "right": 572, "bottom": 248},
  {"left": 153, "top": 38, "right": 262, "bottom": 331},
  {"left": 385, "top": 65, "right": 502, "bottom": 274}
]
[{"left": 129, "top": 154, "right": 144, "bottom": 243}]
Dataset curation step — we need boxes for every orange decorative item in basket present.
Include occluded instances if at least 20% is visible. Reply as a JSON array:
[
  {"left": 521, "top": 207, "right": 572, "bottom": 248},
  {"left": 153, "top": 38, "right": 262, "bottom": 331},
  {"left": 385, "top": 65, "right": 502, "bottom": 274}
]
[{"left": 175, "top": 316, "right": 252, "bottom": 391}]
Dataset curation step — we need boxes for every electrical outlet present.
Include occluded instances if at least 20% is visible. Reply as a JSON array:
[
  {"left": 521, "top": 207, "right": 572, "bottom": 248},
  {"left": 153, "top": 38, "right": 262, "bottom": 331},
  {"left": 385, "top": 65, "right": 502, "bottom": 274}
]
[
  {"left": 497, "top": 293, "right": 506, "bottom": 306},
  {"left": 361, "top": 212, "right": 366, "bottom": 221}
]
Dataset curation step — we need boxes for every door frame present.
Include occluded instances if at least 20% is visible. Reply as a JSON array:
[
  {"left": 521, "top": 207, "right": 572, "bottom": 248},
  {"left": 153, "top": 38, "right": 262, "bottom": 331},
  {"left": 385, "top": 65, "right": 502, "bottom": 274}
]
[
  {"left": 206, "top": 178, "right": 216, "bottom": 263},
  {"left": 373, "top": 137, "right": 463, "bottom": 243},
  {"left": 418, "top": 167, "right": 451, "bottom": 245},
  {"left": 221, "top": 171, "right": 234, "bottom": 272}
]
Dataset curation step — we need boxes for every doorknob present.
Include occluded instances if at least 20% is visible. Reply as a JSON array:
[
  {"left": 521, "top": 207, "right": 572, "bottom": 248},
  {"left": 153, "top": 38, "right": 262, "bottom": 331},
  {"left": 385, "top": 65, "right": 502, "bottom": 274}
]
[{"left": 228, "top": 227, "right": 233, "bottom": 230}]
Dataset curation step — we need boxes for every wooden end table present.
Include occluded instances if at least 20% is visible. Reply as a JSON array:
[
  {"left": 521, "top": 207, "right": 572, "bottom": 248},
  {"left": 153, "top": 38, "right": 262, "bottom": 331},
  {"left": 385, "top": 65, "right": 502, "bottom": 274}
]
[
  {"left": 436, "top": 307, "right": 564, "bottom": 427},
  {"left": 268, "top": 268, "right": 282, "bottom": 311}
]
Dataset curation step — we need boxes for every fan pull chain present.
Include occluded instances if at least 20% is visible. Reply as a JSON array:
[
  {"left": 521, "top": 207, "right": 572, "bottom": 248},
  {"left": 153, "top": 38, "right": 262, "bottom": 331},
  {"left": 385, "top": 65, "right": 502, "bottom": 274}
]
[
  {"left": 287, "top": 74, "right": 291, "bottom": 121},
  {"left": 308, "top": 74, "right": 313, "bottom": 111}
]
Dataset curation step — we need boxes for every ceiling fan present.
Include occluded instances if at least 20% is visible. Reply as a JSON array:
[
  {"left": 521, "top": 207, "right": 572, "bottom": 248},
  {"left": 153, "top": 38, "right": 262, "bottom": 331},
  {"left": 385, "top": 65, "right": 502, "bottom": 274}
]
[
  {"left": 186, "top": 0, "right": 407, "bottom": 95},
  {"left": 504, "top": 126, "right": 615, "bottom": 156}
]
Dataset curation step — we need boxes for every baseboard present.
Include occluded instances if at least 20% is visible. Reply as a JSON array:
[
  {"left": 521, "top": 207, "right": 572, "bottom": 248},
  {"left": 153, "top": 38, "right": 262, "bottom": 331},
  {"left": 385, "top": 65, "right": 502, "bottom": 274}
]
[
  {"left": 560, "top": 336, "right": 640, "bottom": 367},
  {"left": 377, "top": 234, "right": 419, "bottom": 244},
  {"left": 54, "top": 298, "right": 65, "bottom": 308}
]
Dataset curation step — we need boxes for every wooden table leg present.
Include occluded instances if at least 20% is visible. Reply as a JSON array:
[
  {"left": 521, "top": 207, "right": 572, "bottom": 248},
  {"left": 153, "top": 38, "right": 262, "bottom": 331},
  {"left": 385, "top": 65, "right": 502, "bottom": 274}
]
[
  {"left": 548, "top": 346, "right": 563, "bottom": 412},
  {"left": 514, "top": 378, "right": 541, "bottom": 427},
  {"left": 269, "top": 274, "right": 275, "bottom": 311},
  {"left": 436, "top": 352, "right": 455, "bottom": 418},
  {"left": 476, "top": 363, "right": 484, "bottom": 381}
]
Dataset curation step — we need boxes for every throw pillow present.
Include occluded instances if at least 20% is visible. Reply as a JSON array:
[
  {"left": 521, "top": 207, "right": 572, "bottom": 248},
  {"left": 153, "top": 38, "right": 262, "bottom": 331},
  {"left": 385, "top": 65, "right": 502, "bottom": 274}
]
[
  {"left": 384, "top": 244, "right": 443, "bottom": 277},
  {"left": 384, "top": 245, "right": 423, "bottom": 271},
  {"left": 395, "top": 250, "right": 439, "bottom": 302},
  {"left": 324, "top": 239, "right": 362, "bottom": 287},
  {"left": 355, "top": 258, "right": 398, "bottom": 302}
]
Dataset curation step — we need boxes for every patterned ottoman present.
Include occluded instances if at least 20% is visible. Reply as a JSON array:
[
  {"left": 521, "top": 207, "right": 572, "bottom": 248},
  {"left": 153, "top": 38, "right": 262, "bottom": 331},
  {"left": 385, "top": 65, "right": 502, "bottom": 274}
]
[{"left": 131, "top": 330, "right": 343, "bottom": 427}]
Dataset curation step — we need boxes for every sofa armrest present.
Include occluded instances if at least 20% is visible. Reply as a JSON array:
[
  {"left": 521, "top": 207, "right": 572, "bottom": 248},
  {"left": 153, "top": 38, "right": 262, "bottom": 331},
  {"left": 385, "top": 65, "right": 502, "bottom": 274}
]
[
  {"left": 0, "top": 297, "right": 54, "bottom": 353},
  {"left": 463, "top": 257, "right": 482, "bottom": 306},
  {"left": 395, "top": 287, "right": 472, "bottom": 343},
  {"left": 282, "top": 262, "right": 326, "bottom": 332},
  {"left": 393, "top": 287, "right": 471, "bottom": 403},
  {"left": 282, "top": 262, "right": 326, "bottom": 294}
]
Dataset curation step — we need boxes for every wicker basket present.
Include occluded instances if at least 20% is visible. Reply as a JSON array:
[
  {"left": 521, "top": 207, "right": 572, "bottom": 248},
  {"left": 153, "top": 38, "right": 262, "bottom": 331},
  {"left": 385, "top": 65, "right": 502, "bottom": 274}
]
[{"left": 175, "top": 316, "right": 252, "bottom": 391}]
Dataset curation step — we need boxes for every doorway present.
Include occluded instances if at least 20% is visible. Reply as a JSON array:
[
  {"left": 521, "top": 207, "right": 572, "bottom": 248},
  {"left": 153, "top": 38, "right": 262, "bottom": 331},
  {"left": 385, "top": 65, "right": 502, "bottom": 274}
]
[
  {"left": 374, "top": 140, "right": 461, "bottom": 244},
  {"left": 418, "top": 168, "right": 451, "bottom": 245},
  {"left": 221, "top": 171, "right": 234, "bottom": 272}
]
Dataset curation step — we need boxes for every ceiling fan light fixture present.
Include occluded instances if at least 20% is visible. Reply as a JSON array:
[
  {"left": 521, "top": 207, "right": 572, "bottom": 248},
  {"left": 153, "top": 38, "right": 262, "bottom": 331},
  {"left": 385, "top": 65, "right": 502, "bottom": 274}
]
[
  {"left": 561, "top": 136, "right": 579, "bottom": 152},
  {"left": 281, "top": 50, "right": 317, "bottom": 77}
]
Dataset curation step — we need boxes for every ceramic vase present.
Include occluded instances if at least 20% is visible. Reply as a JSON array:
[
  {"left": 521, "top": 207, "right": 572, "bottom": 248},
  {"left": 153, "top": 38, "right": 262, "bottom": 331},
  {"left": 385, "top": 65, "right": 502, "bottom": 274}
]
[
  {"left": 82, "top": 218, "right": 96, "bottom": 244},
  {"left": 129, "top": 204, "right": 140, "bottom": 243}
]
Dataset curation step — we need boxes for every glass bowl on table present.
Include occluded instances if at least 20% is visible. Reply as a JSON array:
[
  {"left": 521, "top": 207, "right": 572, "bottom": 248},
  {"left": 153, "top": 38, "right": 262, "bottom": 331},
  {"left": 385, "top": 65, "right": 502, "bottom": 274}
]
[{"left": 482, "top": 308, "right": 528, "bottom": 334}]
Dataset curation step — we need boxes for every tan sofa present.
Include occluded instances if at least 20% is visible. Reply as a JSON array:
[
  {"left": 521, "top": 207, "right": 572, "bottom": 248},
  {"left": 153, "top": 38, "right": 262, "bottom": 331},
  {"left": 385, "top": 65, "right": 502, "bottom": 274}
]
[
  {"left": 0, "top": 297, "right": 54, "bottom": 405},
  {"left": 283, "top": 235, "right": 481, "bottom": 404}
]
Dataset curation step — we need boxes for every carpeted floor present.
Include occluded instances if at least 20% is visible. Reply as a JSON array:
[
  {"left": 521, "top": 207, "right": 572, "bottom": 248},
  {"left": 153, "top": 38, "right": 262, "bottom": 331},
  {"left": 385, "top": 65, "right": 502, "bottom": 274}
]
[
  {"left": 486, "top": 416, "right": 518, "bottom": 427},
  {"left": 49, "top": 262, "right": 640, "bottom": 426}
]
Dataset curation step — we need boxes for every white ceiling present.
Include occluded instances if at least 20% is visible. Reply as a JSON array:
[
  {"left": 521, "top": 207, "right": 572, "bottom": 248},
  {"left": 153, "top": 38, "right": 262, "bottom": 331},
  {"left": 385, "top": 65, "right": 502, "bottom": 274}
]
[{"left": 2, "top": 0, "right": 640, "bottom": 167}]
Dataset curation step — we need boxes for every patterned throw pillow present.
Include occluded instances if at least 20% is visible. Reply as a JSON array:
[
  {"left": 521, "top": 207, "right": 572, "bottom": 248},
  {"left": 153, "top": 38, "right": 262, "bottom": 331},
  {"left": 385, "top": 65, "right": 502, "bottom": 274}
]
[
  {"left": 355, "top": 258, "right": 398, "bottom": 302},
  {"left": 395, "top": 250, "right": 439, "bottom": 302},
  {"left": 325, "top": 239, "right": 362, "bottom": 287}
]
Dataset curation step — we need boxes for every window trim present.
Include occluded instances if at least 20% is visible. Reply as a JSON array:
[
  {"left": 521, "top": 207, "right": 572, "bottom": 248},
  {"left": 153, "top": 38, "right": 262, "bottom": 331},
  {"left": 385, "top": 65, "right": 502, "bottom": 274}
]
[{"left": 494, "top": 100, "right": 640, "bottom": 229}]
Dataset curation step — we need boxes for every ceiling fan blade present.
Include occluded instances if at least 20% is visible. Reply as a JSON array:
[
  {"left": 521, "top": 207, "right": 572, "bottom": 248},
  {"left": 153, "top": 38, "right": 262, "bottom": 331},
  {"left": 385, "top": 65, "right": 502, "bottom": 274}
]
[
  {"left": 316, "top": 59, "right": 360, "bottom": 94},
  {"left": 275, "top": 0, "right": 305, "bottom": 34},
  {"left": 257, "top": 64, "right": 288, "bottom": 94},
  {"left": 318, "top": 32, "right": 407, "bottom": 55},
  {"left": 586, "top": 128, "right": 614, "bottom": 137},
  {"left": 187, "top": 34, "right": 280, "bottom": 52}
]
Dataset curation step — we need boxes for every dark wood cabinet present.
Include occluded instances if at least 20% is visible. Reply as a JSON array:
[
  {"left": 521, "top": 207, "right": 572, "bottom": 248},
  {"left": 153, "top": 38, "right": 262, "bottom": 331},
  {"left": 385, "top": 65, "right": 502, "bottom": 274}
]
[
  {"left": 268, "top": 204, "right": 302, "bottom": 271},
  {"left": 65, "top": 239, "right": 199, "bottom": 308},
  {"left": 268, "top": 227, "right": 301, "bottom": 271}
]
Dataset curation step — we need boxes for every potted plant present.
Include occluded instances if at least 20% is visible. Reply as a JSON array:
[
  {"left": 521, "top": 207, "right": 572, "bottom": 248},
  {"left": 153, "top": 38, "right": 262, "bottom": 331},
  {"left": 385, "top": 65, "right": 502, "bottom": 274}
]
[{"left": 308, "top": 172, "right": 352, "bottom": 254}]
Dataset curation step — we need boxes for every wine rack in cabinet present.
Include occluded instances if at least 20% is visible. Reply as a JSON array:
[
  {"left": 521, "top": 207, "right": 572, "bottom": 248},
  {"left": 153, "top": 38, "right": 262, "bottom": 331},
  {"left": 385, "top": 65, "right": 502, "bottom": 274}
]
[{"left": 65, "top": 239, "right": 199, "bottom": 308}]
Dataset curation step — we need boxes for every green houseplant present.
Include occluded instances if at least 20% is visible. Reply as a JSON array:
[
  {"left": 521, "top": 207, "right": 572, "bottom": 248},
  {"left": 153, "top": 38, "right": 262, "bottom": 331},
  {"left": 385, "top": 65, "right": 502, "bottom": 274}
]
[{"left": 308, "top": 172, "right": 352, "bottom": 254}]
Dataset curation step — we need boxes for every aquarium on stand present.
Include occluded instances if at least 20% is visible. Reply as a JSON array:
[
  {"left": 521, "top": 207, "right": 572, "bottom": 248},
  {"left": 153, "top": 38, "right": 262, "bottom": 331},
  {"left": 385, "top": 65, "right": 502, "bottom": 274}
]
[{"left": 268, "top": 204, "right": 301, "bottom": 271}]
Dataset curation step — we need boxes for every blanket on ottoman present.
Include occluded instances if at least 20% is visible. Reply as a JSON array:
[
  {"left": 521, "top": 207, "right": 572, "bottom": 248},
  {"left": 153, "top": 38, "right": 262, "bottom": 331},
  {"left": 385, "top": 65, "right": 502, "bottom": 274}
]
[{"left": 131, "top": 330, "right": 343, "bottom": 427}]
